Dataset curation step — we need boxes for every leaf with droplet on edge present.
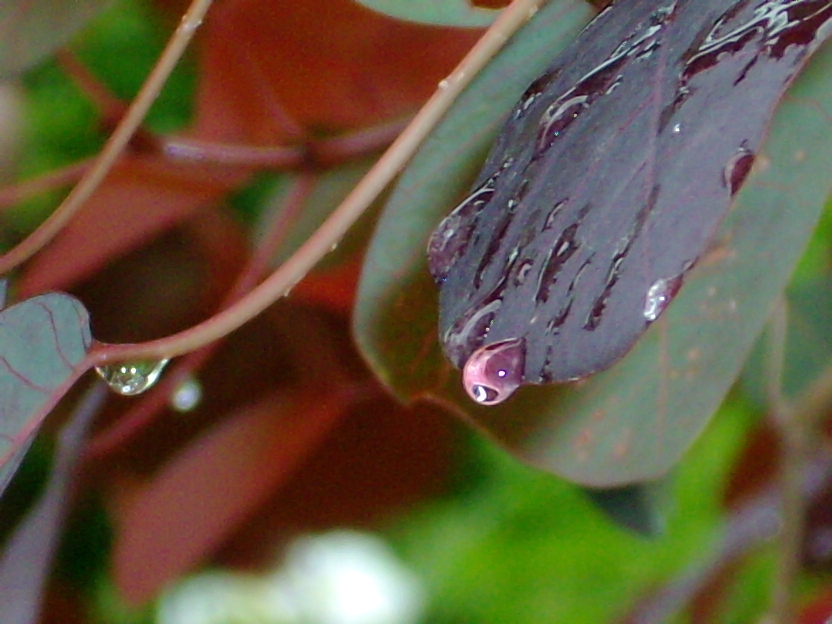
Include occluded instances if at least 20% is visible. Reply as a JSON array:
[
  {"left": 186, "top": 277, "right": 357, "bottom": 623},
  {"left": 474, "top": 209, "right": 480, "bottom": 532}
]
[
  {"left": 0, "top": 293, "right": 92, "bottom": 497},
  {"left": 354, "top": 1, "right": 832, "bottom": 486},
  {"left": 354, "top": 0, "right": 597, "bottom": 397}
]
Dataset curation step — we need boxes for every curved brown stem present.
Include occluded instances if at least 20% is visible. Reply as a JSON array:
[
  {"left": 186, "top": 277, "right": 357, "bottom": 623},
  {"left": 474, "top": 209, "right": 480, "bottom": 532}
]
[
  {"left": 0, "top": 0, "right": 215, "bottom": 275},
  {"left": 85, "top": 174, "right": 318, "bottom": 458},
  {"left": 88, "top": 0, "right": 547, "bottom": 366}
]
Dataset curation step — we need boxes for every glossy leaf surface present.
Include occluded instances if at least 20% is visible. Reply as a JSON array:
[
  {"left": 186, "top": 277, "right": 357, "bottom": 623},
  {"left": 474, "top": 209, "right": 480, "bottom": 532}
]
[
  {"left": 356, "top": 0, "right": 832, "bottom": 484},
  {"left": 354, "top": 0, "right": 499, "bottom": 27},
  {"left": 430, "top": 0, "right": 832, "bottom": 396},
  {"left": 0, "top": 0, "right": 111, "bottom": 79},
  {"left": 0, "top": 294, "right": 92, "bottom": 495},
  {"left": 355, "top": 0, "right": 596, "bottom": 396}
]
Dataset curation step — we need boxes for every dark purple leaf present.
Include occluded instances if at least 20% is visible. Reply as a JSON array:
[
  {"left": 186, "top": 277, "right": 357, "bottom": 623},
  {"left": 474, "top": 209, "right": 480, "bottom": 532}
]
[
  {"left": 0, "top": 294, "right": 92, "bottom": 496},
  {"left": 0, "top": 383, "right": 106, "bottom": 624},
  {"left": 429, "top": 0, "right": 832, "bottom": 404}
]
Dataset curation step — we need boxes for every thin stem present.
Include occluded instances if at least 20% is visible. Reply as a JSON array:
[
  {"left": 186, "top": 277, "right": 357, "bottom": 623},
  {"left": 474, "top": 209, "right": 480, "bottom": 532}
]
[
  {"left": 161, "top": 116, "right": 410, "bottom": 168},
  {"left": 0, "top": 117, "right": 405, "bottom": 213},
  {"left": 85, "top": 175, "right": 318, "bottom": 458},
  {"left": 57, "top": 50, "right": 126, "bottom": 119},
  {"left": 765, "top": 299, "right": 805, "bottom": 624},
  {"left": 0, "top": 160, "right": 92, "bottom": 210},
  {"left": 0, "top": 0, "right": 215, "bottom": 275},
  {"left": 90, "top": 0, "right": 545, "bottom": 365}
]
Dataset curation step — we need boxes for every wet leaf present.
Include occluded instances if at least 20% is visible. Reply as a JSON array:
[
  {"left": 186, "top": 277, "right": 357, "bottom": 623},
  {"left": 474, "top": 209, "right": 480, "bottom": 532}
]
[
  {"left": 355, "top": 0, "right": 596, "bottom": 396},
  {"left": 0, "top": 293, "right": 92, "bottom": 495},
  {"left": 0, "top": 384, "right": 105, "bottom": 624},
  {"left": 0, "top": 0, "right": 111, "bottom": 79},
  {"left": 354, "top": 0, "right": 499, "bottom": 27},
  {"left": 356, "top": 1, "right": 832, "bottom": 485},
  {"left": 430, "top": 0, "right": 832, "bottom": 397}
]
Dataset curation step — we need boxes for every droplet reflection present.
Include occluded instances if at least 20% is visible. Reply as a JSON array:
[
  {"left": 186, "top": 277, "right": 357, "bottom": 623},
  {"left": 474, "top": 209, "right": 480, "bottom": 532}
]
[
  {"left": 462, "top": 338, "right": 525, "bottom": 406},
  {"left": 643, "top": 276, "right": 683, "bottom": 322},
  {"left": 96, "top": 359, "right": 170, "bottom": 396}
]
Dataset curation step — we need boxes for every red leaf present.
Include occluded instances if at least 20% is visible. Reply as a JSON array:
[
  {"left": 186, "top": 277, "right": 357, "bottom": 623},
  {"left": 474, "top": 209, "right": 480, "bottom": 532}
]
[
  {"left": 18, "top": 155, "right": 247, "bottom": 297},
  {"left": 193, "top": 0, "right": 482, "bottom": 143},
  {"left": 111, "top": 390, "right": 344, "bottom": 605}
]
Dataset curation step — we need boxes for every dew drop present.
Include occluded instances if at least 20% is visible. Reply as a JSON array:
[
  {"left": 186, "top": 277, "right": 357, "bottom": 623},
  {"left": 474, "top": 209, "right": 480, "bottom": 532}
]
[
  {"left": 96, "top": 359, "right": 170, "bottom": 396},
  {"left": 672, "top": 123, "right": 682, "bottom": 134},
  {"left": 643, "top": 276, "right": 683, "bottom": 322},
  {"left": 427, "top": 177, "right": 496, "bottom": 283},
  {"left": 462, "top": 338, "right": 525, "bottom": 406}
]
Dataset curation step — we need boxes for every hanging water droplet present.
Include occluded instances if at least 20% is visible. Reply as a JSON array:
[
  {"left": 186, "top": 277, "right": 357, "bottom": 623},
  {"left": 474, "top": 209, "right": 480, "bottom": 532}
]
[
  {"left": 672, "top": 122, "right": 682, "bottom": 134},
  {"left": 96, "top": 359, "right": 170, "bottom": 396},
  {"left": 170, "top": 375, "right": 202, "bottom": 412},
  {"left": 462, "top": 338, "right": 525, "bottom": 406},
  {"left": 723, "top": 145, "right": 755, "bottom": 195},
  {"left": 643, "top": 276, "right": 683, "bottom": 322}
]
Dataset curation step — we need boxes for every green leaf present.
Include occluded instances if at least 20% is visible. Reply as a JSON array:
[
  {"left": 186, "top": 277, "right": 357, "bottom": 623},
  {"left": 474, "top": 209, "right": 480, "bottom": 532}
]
[
  {"left": 742, "top": 268, "right": 832, "bottom": 406},
  {"left": 355, "top": 5, "right": 832, "bottom": 485},
  {"left": 354, "top": 0, "right": 499, "bottom": 27},
  {"left": 354, "top": 0, "right": 596, "bottom": 394},
  {"left": 583, "top": 482, "right": 667, "bottom": 537},
  {"left": 0, "top": 0, "right": 112, "bottom": 79},
  {"left": 0, "top": 294, "right": 92, "bottom": 496}
]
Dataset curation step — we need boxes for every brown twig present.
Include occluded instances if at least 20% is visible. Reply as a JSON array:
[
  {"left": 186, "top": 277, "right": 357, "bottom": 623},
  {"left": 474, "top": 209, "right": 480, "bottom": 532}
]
[
  {"left": 89, "top": 0, "right": 548, "bottom": 366},
  {"left": 765, "top": 300, "right": 807, "bottom": 624},
  {"left": 85, "top": 174, "right": 318, "bottom": 458},
  {"left": 0, "top": 0, "right": 215, "bottom": 275}
]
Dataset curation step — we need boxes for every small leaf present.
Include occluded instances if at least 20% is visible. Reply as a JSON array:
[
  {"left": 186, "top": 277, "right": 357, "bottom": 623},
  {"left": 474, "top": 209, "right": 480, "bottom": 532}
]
[
  {"left": 0, "top": 293, "right": 92, "bottom": 495},
  {"left": 0, "top": 0, "right": 112, "bottom": 79},
  {"left": 354, "top": 0, "right": 499, "bottom": 27},
  {"left": 0, "top": 383, "right": 105, "bottom": 624}
]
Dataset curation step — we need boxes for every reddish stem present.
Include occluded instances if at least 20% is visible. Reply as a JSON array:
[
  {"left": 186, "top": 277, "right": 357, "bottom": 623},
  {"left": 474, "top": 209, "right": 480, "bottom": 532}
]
[{"left": 85, "top": 174, "right": 318, "bottom": 458}]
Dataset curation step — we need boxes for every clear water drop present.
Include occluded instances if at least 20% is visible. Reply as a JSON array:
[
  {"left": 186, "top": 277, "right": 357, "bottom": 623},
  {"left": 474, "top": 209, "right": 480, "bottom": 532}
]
[
  {"left": 643, "top": 276, "right": 683, "bottom": 322},
  {"left": 723, "top": 146, "right": 755, "bottom": 195},
  {"left": 170, "top": 375, "right": 202, "bottom": 412},
  {"left": 462, "top": 338, "right": 525, "bottom": 406},
  {"left": 672, "top": 123, "right": 682, "bottom": 134},
  {"left": 96, "top": 359, "right": 170, "bottom": 396}
]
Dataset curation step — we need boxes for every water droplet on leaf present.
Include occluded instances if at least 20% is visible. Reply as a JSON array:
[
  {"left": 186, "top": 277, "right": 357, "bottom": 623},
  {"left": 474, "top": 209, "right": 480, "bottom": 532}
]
[
  {"left": 723, "top": 146, "right": 755, "bottom": 195},
  {"left": 643, "top": 276, "right": 683, "bottom": 322},
  {"left": 96, "top": 359, "right": 170, "bottom": 396},
  {"left": 462, "top": 338, "right": 525, "bottom": 405}
]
